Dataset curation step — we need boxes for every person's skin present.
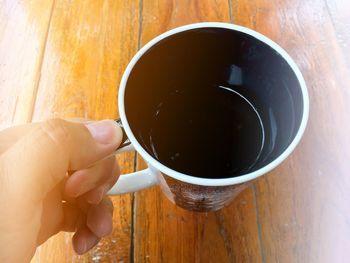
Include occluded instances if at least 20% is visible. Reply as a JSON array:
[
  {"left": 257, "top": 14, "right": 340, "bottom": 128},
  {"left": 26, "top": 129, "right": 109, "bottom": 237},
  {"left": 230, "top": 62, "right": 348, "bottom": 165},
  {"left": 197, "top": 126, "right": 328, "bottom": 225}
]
[{"left": 0, "top": 119, "right": 123, "bottom": 262}]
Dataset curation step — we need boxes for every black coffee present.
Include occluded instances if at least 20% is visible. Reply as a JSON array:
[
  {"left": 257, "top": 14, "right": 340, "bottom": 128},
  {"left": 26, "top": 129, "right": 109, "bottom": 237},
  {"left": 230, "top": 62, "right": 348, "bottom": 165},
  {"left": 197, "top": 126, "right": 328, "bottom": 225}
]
[
  {"left": 125, "top": 27, "right": 304, "bottom": 179},
  {"left": 147, "top": 85, "right": 264, "bottom": 178}
]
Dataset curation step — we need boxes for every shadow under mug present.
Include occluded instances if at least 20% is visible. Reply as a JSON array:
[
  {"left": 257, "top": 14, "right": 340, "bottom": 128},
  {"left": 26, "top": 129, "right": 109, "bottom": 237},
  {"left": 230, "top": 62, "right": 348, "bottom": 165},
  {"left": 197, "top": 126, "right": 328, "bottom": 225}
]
[{"left": 107, "top": 22, "right": 309, "bottom": 212}]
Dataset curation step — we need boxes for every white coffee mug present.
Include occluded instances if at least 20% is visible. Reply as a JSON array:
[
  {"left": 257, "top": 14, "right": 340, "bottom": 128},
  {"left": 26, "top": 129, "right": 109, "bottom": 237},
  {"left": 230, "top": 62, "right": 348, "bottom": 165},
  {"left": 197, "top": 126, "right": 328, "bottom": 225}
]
[{"left": 107, "top": 22, "right": 309, "bottom": 212}]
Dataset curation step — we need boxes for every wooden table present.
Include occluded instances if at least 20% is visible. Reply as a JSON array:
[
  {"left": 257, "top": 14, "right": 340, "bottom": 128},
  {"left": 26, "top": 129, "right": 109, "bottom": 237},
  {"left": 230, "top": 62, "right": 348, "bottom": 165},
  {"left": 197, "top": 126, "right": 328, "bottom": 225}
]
[{"left": 0, "top": 0, "right": 349, "bottom": 262}]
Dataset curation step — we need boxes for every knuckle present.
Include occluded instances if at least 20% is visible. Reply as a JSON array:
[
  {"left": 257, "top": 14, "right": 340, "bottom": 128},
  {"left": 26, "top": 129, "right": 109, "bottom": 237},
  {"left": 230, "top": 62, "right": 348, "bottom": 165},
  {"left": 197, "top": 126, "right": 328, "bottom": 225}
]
[
  {"left": 115, "top": 159, "right": 120, "bottom": 174},
  {"left": 97, "top": 158, "right": 116, "bottom": 184},
  {"left": 40, "top": 119, "right": 71, "bottom": 149},
  {"left": 104, "top": 156, "right": 116, "bottom": 173},
  {"left": 103, "top": 197, "right": 114, "bottom": 213},
  {"left": 113, "top": 162, "right": 120, "bottom": 179}
]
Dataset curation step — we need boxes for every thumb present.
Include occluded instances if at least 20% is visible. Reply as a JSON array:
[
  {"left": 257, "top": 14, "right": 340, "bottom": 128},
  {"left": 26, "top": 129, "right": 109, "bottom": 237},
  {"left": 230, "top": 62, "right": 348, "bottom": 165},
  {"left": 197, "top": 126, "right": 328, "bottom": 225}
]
[{"left": 0, "top": 119, "right": 122, "bottom": 200}]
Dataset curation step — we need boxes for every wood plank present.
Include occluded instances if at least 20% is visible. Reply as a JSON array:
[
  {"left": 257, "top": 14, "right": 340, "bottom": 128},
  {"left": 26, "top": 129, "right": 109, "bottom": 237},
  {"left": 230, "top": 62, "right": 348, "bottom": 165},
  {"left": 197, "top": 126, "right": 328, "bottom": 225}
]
[
  {"left": 0, "top": 0, "right": 55, "bottom": 129},
  {"left": 135, "top": 186, "right": 262, "bottom": 263},
  {"left": 30, "top": 1, "right": 140, "bottom": 262},
  {"left": 231, "top": 0, "right": 350, "bottom": 262},
  {"left": 140, "top": 0, "right": 231, "bottom": 45},
  {"left": 134, "top": 1, "right": 263, "bottom": 262}
]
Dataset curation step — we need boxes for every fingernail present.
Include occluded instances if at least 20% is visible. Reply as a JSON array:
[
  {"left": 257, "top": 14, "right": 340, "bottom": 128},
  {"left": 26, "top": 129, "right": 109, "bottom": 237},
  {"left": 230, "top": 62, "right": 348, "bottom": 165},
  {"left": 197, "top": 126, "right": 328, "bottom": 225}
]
[
  {"left": 85, "top": 235, "right": 99, "bottom": 252},
  {"left": 85, "top": 120, "right": 122, "bottom": 144},
  {"left": 75, "top": 239, "right": 87, "bottom": 255},
  {"left": 86, "top": 186, "right": 105, "bottom": 204},
  {"left": 87, "top": 205, "right": 113, "bottom": 237},
  {"left": 96, "top": 216, "right": 112, "bottom": 237}
]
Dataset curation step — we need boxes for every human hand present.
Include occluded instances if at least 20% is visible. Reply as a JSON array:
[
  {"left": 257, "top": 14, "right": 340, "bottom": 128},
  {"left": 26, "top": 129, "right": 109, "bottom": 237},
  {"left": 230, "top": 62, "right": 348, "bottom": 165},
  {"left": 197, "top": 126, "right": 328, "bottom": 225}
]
[{"left": 0, "top": 119, "right": 122, "bottom": 262}]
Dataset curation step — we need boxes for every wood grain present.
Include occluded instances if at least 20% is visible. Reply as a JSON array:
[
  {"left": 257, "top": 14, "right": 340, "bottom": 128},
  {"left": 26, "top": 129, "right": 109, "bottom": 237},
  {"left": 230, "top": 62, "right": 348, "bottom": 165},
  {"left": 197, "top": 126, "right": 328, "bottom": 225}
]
[
  {"left": 139, "top": 0, "right": 231, "bottom": 46},
  {"left": 134, "top": 1, "right": 263, "bottom": 262},
  {"left": 0, "top": 0, "right": 54, "bottom": 129},
  {"left": 30, "top": 1, "right": 140, "bottom": 262},
  {"left": 1, "top": 0, "right": 349, "bottom": 262},
  {"left": 231, "top": 0, "right": 350, "bottom": 262},
  {"left": 134, "top": 186, "right": 262, "bottom": 263}
]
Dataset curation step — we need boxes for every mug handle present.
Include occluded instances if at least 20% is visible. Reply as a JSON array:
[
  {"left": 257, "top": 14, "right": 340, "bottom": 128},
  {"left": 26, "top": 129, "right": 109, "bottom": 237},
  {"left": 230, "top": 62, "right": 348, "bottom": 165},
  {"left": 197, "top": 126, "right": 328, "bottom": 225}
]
[{"left": 107, "top": 119, "right": 159, "bottom": 195}]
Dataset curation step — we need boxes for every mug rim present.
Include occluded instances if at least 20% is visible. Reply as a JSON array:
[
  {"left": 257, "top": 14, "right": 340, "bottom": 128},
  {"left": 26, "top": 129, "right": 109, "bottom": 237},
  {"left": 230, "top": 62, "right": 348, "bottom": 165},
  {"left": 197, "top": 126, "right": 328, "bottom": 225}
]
[{"left": 118, "top": 22, "right": 309, "bottom": 186}]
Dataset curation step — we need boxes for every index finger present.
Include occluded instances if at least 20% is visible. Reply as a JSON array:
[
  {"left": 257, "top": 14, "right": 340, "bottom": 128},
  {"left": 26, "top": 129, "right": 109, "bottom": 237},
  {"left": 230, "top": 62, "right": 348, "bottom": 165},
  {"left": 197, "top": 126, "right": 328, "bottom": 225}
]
[{"left": 65, "top": 156, "right": 117, "bottom": 198}]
